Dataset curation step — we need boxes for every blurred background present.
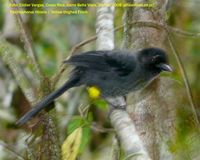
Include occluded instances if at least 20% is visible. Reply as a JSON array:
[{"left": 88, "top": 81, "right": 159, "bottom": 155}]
[{"left": 0, "top": 0, "right": 200, "bottom": 159}]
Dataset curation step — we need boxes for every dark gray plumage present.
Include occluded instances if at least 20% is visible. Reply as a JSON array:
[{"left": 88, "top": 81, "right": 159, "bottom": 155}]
[{"left": 16, "top": 47, "right": 172, "bottom": 126}]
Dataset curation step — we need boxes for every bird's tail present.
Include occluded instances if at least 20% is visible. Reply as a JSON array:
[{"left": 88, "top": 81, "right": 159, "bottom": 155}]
[{"left": 16, "top": 77, "right": 80, "bottom": 126}]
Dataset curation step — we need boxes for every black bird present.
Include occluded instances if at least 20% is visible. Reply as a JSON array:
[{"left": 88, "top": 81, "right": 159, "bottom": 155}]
[{"left": 16, "top": 47, "right": 172, "bottom": 125}]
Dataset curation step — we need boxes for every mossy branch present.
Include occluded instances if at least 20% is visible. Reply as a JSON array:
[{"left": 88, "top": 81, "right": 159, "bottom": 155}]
[{"left": 0, "top": 34, "right": 36, "bottom": 104}]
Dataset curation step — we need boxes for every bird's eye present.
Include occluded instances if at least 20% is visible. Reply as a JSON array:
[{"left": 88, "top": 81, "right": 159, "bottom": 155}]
[
  {"left": 151, "top": 55, "right": 159, "bottom": 62},
  {"left": 151, "top": 57, "right": 156, "bottom": 62}
]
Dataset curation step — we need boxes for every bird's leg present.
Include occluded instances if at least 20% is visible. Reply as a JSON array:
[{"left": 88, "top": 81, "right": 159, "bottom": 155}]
[{"left": 106, "top": 96, "right": 127, "bottom": 110}]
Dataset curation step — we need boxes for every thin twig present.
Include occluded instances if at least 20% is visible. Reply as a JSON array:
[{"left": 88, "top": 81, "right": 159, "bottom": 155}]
[
  {"left": 66, "top": 24, "right": 124, "bottom": 59},
  {"left": 129, "top": 21, "right": 200, "bottom": 38},
  {"left": 167, "top": 32, "right": 200, "bottom": 128},
  {"left": 91, "top": 122, "right": 114, "bottom": 133},
  {"left": 52, "top": 35, "right": 97, "bottom": 84},
  {"left": 123, "top": 153, "right": 144, "bottom": 160},
  {"left": 110, "top": 135, "right": 120, "bottom": 160},
  {"left": 68, "top": 35, "right": 98, "bottom": 58},
  {"left": 0, "top": 140, "right": 25, "bottom": 160},
  {"left": 9, "top": 0, "right": 43, "bottom": 81},
  {"left": 168, "top": 26, "right": 200, "bottom": 38}
]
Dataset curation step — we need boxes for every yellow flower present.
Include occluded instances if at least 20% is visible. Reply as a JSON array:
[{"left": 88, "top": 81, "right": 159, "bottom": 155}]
[{"left": 87, "top": 86, "right": 101, "bottom": 99}]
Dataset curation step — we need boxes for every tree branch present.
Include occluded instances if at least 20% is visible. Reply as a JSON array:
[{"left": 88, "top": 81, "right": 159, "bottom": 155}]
[
  {"left": 95, "top": 0, "right": 151, "bottom": 159},
  {"left": 9, "top": 0, "right": 43, "bottom": 82},
  {"left": 0, "top": 34, "right": 36, "bottom": 103},
  {"left": 110, "top": 109, "right": 151, "bottom": 160}
]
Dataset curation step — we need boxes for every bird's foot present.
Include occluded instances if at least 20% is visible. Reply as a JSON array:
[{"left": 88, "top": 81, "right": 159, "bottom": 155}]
[
  {"left": 106, "top": 96, "right": 127, "bottom": 117},
  {"left": 106, "top": 96, "right": 127, "bottom": 109}
]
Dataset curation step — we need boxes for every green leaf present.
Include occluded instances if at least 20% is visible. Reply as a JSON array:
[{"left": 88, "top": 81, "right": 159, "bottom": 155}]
[
  {"left": 79, "top": 126, "right": 91, "bottom": 154},
  {"left": 66, "top": 112, "right": 93, "bottom": 154},
  {"left": 67, "top": 117, "right": 84, "bottom": 134},
  {"left": 94, "top": 99, "right": 108, "bottom": 110}
]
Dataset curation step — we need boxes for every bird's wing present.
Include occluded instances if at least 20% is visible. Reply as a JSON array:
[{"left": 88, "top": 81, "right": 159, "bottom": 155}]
[
  {"left": 64, "top": 50, "right": 135, "bottom": 76},
  {"left": 64, "top": 51, "right": 109, "bottom": 71}
]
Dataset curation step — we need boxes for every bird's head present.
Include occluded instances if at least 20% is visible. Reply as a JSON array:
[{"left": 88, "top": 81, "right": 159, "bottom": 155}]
[{"left": 137, "top": 47, "right": 173, "bottom": 74}]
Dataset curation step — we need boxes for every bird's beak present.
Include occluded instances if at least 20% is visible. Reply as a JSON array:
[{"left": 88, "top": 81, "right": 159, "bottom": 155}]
[{"left": 156, "top": 63, "right": 173, "bottom": 72}]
